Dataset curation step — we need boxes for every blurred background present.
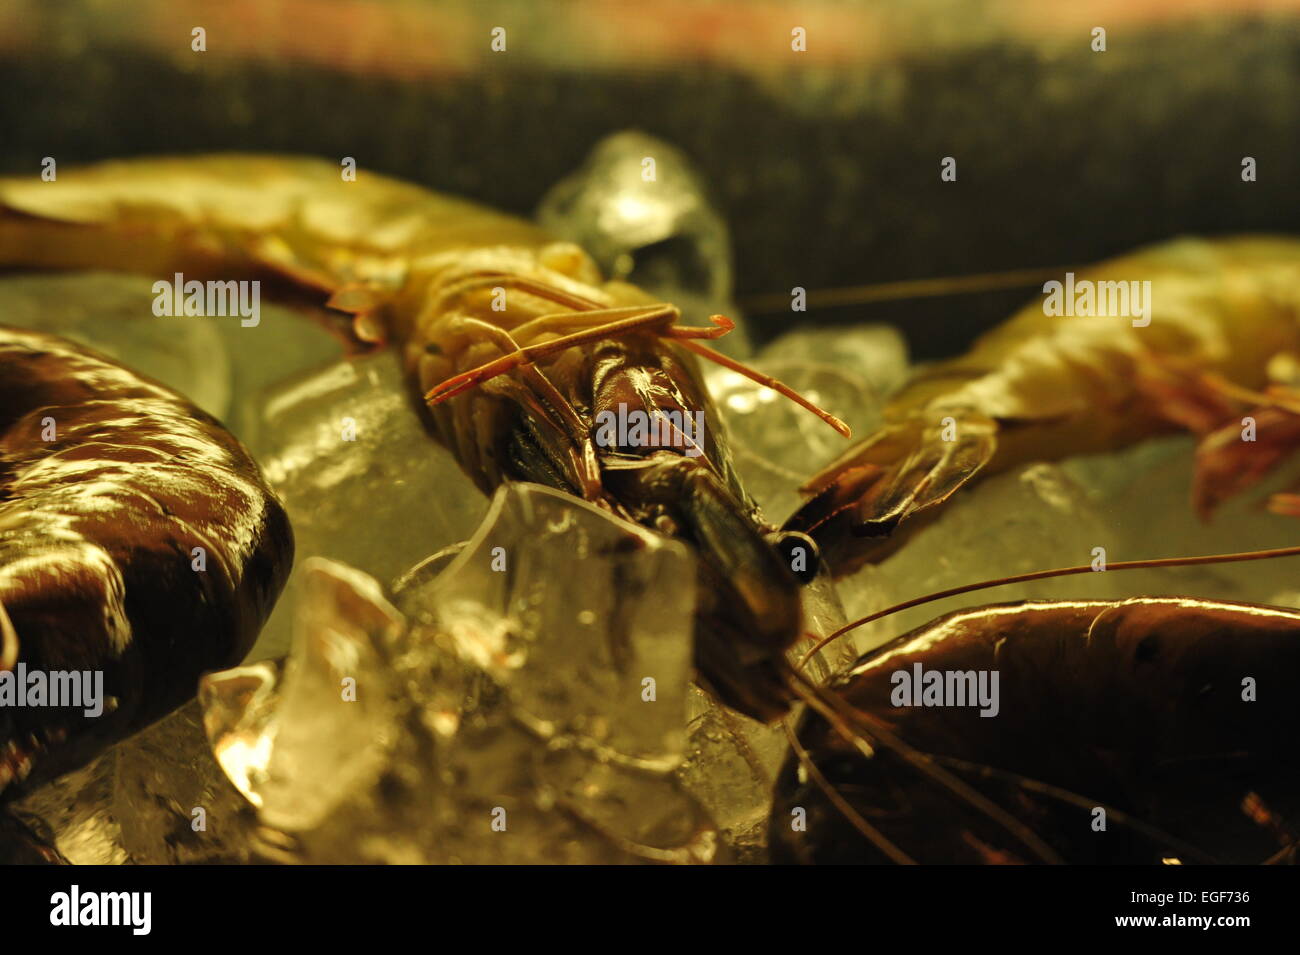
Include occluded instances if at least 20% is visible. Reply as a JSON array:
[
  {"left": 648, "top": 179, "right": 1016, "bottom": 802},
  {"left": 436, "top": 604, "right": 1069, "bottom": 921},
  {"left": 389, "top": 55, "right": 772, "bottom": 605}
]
[{"left": 1, "top": 0, "right": 1298, "bottom": 357}]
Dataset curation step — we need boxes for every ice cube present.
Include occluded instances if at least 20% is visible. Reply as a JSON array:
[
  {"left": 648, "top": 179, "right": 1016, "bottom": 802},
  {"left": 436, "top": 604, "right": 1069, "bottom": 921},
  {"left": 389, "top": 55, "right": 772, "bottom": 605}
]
[
  {"left": 835, "top": 462, "right": 1135, "bottom": 657},
  {"left": 0, "top": 271, "right": 233, "bottom": 419},
  {"left": 0, "top": 270, "right": 344, "bottom": 437},
  {"left": 7, "top": 755, "right": 128, "bottom": 865},
  {"left": 703, "top": 359, "right": 882, "bottom": 522},
  {"left": 828, "top": 432, "right": 1300, "bottom": 670},
  {"left": 1059, "top": 434, "right": 1300, "bottom": 606},
  {"left": 111, "top": 702, "right": 258, "bottom": 864},
  {"left": 202, "top": 486, "right": 721, "bottom": 864},
  {"left": 240, "top": 350, "right": 489, "bottom": 660},
  {"left": 537, "top": 130, "right": 748, "bottom": 355},
  {"left": 675, "top": 565, "right": 847, "bottom": 863},
  {"left": 759, "top": 323, "right": 911, "bottom": 402}
]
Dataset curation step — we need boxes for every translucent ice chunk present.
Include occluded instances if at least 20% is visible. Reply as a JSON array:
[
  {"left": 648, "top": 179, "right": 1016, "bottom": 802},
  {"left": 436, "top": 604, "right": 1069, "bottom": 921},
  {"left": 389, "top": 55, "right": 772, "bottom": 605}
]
[
  {"left": 0, "top": 270, "right": 344, "bottom": 436},
  {"left": 1058, "top": 434, "right": 1300, "bottom": 606},
  {"left": 203, "top": 562, "right": 399, "bottom": 837},
  {"left": 703, "top": 358, "right": 882, "bottom": 522},
  {"left": 14, "top": 700, "right": 261, "bottom": 866},
  {"left": 675, "top": 565, "right": 847, "bottom": 863},
  {"left": 537, "top": 130, "right": 748, "bottom": 354},
  {"left": 241, "top": 350, "right": 489, "bottom": 660},
  {"left": 111, "top": 702, "right": 257, "bottom": 864},
  {"left": 830, "top": 435, "right": 1300, "bottom": 668},
  {"left": 837, "top": 462, "right": 1137, "bottom": 656},
  {"left": 759, "top": 323, "right": 911, "bottom": 402},
  {"left": 203, "top": 487, "right": 721, "bottom": 864},
  {"left": 8, "top": 755, "right": 128, "bottom": 865},
  {"left": 394, "top": 483, "right": 697, "bottom": 767}
]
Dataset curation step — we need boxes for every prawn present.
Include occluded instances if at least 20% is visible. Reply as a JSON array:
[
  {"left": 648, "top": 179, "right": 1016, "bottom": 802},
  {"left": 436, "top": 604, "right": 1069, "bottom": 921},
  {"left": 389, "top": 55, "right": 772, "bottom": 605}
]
[
  {"left": 0, "top": 326, "right": 292, "bottom": 799},
  {"left": 0, "top": 155, "right": 848, "bottom": 722},
  {"left": 784, "top": 237, "right": 1300, "bottom": 574},
  {"left": 771, "top": 594, "right": 1300, "bottom": 864}
]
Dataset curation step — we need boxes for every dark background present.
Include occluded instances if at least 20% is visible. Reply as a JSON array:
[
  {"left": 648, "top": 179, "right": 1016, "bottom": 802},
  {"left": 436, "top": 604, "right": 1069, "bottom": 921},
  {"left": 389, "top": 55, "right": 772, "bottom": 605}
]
[{"left": 1, "top": 0, "right": 1297, "bottom": 357}]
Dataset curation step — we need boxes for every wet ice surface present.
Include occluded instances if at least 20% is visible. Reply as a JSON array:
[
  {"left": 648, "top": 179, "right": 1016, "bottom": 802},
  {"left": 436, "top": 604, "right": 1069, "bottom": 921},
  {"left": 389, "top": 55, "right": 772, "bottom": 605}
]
[
  {"left": 0, "top": 272, "right": 233, "bottom": 418},
  {"left": 676, "top": 567, "right": 848, "bottom": 863},
  {"left": 8, "top": 272, "right": 1300, "bottom": 864},
  {"left": 201, "top": 486, "right": 718, "bottom": 863},
  {"left": 241, "top": 350, "right": 488, "bottom": 661},
  {"left": 0, "top": 271, "right": 342, "bottom": 428},
  {"left": 538, "top": 130, "right": 750, "bottom": 356},
  {"left": 9, "top": 756, "right": 127, "bottom": 864},
  {"left": 835, "top": 437, "right": 1300, "bottom": 660},
  {"left": 701, "top": 324, "right": 905, "bottom": 522}
]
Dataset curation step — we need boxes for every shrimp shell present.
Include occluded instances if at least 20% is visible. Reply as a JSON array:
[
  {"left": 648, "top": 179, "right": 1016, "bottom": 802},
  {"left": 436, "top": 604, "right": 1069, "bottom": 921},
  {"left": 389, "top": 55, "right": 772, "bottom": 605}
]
[
  {"left": 772, "top": 597, "right": 1300, "bottom": 864},
  {"left": 0, "top": 326, "right": 292, "bottom": 797}
]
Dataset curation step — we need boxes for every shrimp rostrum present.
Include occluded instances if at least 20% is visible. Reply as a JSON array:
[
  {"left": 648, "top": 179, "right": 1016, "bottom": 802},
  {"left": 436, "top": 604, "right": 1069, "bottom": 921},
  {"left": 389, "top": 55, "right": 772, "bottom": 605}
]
[
  {"left": 0, "top": 155, "right": 849, "bottom": 722},
  {"left": 0, "top": 327, "right": 291, "bottom": 797}
]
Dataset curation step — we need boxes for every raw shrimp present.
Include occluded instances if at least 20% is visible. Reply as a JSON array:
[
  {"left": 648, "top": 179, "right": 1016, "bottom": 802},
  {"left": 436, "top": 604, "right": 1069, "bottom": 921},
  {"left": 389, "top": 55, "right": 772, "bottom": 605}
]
[
  {"left": 0, "top": 155, "right": 847, "bottom": 721},
  {"left": 770, "top": 596, "right": 1300, "bottom": 864},
  {"left": 785, "top": 237, "right": 1300, "bottom": 574},
  {"left": 0, "top": 326, "right": 292, "bottom": 798}
]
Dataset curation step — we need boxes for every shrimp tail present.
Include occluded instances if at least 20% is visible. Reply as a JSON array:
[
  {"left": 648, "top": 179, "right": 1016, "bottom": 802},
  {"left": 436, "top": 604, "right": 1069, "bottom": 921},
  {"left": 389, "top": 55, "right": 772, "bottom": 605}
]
[
  {"left": 782, "top": 412, "right": 997, "bottom": 569},
  {"left": 1193, "top": 406, "right": 1300, "bottom": 518},
  {"left": 1132, "top": 358, "right": 1300, "bottom": 518}
]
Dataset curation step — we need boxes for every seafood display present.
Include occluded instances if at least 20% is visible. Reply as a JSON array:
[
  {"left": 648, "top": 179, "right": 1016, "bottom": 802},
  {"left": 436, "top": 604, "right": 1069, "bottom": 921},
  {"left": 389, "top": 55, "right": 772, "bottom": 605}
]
[
  {"left": 0, "top": 155, "right": 846, "bottom": 723},
  {"left": 1, "top": 152, "right": 1298, "bottom": 867}
]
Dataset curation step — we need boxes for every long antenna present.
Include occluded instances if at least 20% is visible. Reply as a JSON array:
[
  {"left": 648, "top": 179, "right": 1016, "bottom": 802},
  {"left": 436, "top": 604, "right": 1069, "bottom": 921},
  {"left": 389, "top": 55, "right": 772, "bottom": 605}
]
[
  {"left": 741, "top": 265, "right": 1073, "bottom": 314},
  {"left": 801, "top": 543, "right": 1300, "bottom": 668}
]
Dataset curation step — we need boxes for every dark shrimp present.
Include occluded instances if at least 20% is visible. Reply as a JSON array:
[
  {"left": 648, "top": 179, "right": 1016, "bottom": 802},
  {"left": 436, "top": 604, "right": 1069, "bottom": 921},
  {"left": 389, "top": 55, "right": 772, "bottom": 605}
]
[
  {"left": 771, "top": 597, "right": 1300, "bottom": 864},
  {"left": 0, "top": 327, "right": 292, "bottom": 798}
]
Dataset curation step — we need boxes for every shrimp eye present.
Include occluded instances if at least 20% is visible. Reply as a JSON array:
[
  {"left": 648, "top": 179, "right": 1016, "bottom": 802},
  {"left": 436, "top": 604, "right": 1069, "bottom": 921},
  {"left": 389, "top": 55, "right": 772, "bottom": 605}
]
[{"left": 773, "top": 530, "right": 820, "bottom": 584}]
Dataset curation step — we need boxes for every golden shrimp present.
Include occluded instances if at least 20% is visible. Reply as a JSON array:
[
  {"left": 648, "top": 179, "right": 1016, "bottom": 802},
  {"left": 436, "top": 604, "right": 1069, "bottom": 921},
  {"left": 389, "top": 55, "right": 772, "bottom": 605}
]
[
  {"left": 784, "top": 237, "right": 1300, "bottom": 574},
  {"left": 0, "top": 154, "right": 849, "bottom": 722}
]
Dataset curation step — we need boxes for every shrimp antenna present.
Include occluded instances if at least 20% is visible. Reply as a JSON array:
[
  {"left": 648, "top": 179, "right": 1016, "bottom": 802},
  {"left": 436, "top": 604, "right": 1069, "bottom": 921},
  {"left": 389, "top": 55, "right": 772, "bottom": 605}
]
[
  {"left": 740, "top": 265, "right": 1076, "bottom": 314},
  {"left": 674, "top": 335, "right": 852, "bottom": 438},
  {"left": 800, "top": 542, "right": 1300, "bottom": 668},
  {"left": 929, "top": 754, "right": 1219, "bottom": 865},
  {"left": 780, "top": 716, "right": 916, "bottom": 865},
  {"left": 785, "top": 669, "right": 1063, "bottom": 865},
  {"left": 423, "top": 272, "right": 852, "bottom": 438}
]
